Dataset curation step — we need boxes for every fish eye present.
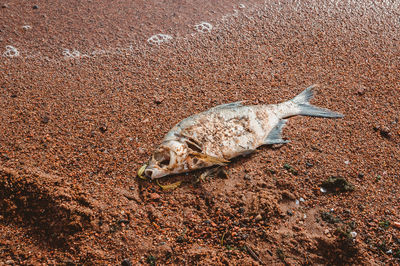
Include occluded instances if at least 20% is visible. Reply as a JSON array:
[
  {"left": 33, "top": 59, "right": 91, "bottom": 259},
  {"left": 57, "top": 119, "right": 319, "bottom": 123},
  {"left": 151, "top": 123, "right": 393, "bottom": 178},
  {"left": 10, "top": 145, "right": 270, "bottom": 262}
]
[
  {"left": 154, "top": 151, "right": 170, "bottom": 167},
  {"left": 159, "top": 157, "right": 170, "bottom": 167}
]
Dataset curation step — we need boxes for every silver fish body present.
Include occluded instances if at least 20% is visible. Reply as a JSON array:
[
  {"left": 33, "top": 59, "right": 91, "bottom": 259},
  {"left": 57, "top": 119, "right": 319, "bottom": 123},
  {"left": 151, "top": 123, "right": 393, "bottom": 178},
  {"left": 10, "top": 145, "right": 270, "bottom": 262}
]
[{"left": 144, "top": 85, "right": 343, "bottom": 179}]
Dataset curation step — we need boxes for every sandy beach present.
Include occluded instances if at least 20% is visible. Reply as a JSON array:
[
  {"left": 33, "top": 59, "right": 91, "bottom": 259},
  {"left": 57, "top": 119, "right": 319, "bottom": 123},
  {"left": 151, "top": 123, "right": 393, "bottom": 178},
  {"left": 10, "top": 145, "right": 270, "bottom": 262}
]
[{"left": 1, "top": 0, "right": 399, "bottom": 264}]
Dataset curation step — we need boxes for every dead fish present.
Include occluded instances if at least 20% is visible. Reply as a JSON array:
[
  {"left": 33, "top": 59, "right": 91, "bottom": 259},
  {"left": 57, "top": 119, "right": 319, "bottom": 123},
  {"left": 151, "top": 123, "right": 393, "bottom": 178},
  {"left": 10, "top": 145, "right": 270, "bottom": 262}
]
[{"left": 143, "top": 85, "right": 343, "bottom": 179}]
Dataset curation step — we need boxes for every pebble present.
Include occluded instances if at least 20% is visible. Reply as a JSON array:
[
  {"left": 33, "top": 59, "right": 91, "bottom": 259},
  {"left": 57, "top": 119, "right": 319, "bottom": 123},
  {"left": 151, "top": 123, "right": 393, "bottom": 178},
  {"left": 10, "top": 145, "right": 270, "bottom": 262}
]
[
  {"left": 2, "top": 4, "right": 8, "bottom": 8},
  {"left": 320, "top": 187, "right": 327, "bottom": 193},
  {"left": 287, "top": 210, "right": 293, "bottom": 216},
  {"left": 41, "top": 116, "right": 50, "bottom": 124},
  {"left": 99, "top": 126, "right": 107, "bottom": 133},
  {"left": 305, "top": 162, "right": 313, "bottom": 168},
  {"left": 149, "top": 193, "right": 160, "bottom": 201},
  {"left": 154, "top": 96, "right": 164, "bottom": 104},
  {"left": 121, "top": 259, "right": 132, "bottom": 266},
  {"left": 255, "top": 214, "right": 262, "bottom": 221},
  {"left": 379, "top": 126, "right": 391, "bottom": 138},
  {"left": 33, "top": 5, "right": 39, "bottom": 9},
  {"left": 356, "top": 87, "right": 365, "bottom": 95},
  {"left": 350, "top": 231, "right": 357, "bottom": 238}
]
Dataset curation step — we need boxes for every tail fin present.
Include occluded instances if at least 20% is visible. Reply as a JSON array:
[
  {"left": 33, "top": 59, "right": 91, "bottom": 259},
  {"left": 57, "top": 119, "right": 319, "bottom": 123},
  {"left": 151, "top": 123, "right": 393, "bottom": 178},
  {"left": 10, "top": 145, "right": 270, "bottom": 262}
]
[{"left": 291, "top": 84, "right": 344, "bottom": 118}]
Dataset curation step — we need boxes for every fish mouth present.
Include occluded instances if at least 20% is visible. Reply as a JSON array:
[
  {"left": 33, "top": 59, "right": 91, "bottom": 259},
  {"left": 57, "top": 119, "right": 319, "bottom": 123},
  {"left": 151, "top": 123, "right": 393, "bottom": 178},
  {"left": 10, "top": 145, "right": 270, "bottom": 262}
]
[{"left": 144, "top": 167, "right": 167, "bottom": 180}]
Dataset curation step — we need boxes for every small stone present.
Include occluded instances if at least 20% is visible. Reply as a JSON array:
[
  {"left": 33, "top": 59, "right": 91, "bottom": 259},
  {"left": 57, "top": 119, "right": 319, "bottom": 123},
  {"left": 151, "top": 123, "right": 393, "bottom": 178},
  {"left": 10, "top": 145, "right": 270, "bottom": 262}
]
[
  {"left": 255, "top": 214, "right": 262, "bottom": 221},
  {"left": 2, "top": 4, "right": 8, "bottom": 8},
  {"left": 149, "top": 193, "right": 160, "bottom": 201},
  {"left": 41, "top": 116, "right": 49, "bottom": 124},
  {"left": 380, "top": 126, "right": 391, "bottom": 138},
  {"left": 357, "top": 173, "right": 364, "bottom": 178},
  {"left": 356, "top": 87, "right": 365, "bottom": 95},
  {"left": 5, "top": 260, "right": 14, "bottom": 265},
  {"left": 33, "top": 5, "right": 39, "bottom": 9},
  {"left": 99, "top": 125, "right": 107, "bottom": 133},
  {"left": 121, "top": 259, "right": 132, "bottom": 266},
  {"left": 305, "top": 162, "right": 313, "bottom": 168},
  {"left": 295, "top": 199, "right": 300, "bottom": 205},
  {"left": 350, "top": 231, "right": 357, "bottom": 238},
  {"left": 238, "top": 233, "right": 248, "bottom": 240},
  {"left": 320, "top": 187, "right": 327, "bottom": 193},
  {"left": 287, "top": 210, "right": 293, "bottom": 216},
  {"left": 299, "top": 197, "right": 305, "bottom": 202},
  {"left": 324, "top": 229, "right": 330, "bottom": 235},
  {"left": 154, "top": 96, "right": 164, "bottom": 104},
  {"left": 238, "top": 207, "right": 245, "bottom": 214}
]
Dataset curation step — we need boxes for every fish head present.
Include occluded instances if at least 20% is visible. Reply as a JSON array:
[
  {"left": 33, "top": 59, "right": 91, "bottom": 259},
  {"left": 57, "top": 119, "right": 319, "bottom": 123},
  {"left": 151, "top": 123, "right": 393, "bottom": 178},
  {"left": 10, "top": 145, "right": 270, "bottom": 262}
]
[
  {"left": 144, "top": 138, "right": 228, "bottom": 179},
  {"left": 144, "top": 140, "right": 195, "bottom": 179}
]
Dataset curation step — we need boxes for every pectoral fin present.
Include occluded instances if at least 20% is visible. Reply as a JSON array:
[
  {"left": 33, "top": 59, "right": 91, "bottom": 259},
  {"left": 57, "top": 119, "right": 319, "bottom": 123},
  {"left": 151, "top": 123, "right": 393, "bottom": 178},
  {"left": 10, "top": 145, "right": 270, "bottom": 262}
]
[
  {"left": 191, "top": 152, "right": 230, "bottom": 166},
  {"left": 264, "top": 119, "right": 290, "bottom": 145}
]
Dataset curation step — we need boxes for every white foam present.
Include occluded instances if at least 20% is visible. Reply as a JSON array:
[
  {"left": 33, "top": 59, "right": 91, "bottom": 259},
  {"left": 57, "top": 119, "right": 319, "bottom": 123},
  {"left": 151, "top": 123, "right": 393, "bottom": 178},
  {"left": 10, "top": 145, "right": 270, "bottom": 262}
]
[
  {"left": 194, "top": 22, "right": 213, "bottom": 33},
  {"left": 3, "top": 45, "right": 19, "bottom": 57},
  {"left": 62, "top": 48, "right": 89, "bottom": 59},
  {"left": 147, "top": 34, "right": 173, "bottom": 45}
]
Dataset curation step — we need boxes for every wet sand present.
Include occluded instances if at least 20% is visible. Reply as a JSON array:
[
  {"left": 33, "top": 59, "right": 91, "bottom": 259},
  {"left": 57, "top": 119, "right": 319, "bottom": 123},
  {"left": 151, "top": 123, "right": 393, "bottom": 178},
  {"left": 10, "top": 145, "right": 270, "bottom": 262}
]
[{"left": 1, "top": 0, "right": 399, "bottom": 264}]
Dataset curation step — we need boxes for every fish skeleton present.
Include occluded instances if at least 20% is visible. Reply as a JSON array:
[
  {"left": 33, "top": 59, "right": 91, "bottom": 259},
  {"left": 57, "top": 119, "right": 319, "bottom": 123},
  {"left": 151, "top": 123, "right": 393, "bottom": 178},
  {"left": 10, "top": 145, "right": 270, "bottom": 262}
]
[{"left": 143, "top": 85, "right": 343, "bottom": 179}]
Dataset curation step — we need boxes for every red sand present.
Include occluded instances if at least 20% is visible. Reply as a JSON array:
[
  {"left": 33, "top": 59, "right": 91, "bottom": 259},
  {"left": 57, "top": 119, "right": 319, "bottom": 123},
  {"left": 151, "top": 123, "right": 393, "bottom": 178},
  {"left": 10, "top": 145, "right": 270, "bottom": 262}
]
[{"left": 1, "top": 0, "right": 399, "bottom": 264}]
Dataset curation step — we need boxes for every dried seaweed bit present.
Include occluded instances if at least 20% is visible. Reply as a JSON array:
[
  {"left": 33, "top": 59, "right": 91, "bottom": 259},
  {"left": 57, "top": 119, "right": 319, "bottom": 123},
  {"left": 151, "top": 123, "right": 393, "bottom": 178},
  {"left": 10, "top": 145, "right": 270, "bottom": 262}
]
[
  {"left": 221, "top": 231, "right": 227, "bottom": 246},
  {"left": 146, "top": 254, "right": 157, "bottom": 266},
  {"left": 244, "top": 244, "right": 265, "bottom": 265},
  {"left": 378, "top": 220, "right": 390, "bottom": 229},
  {"left": 321, "top": 176, "right": 354, "bottom": 193},
  {"left": 321, "top": 212, "right": 341, "bottom": 224},
  {"left": 137, "top": 164, "right": 148, "bottom": 180},
  {"left": 276, "top": 248, "right": 286, "bottom": 262},
  {"left": 156, "top": 179, "right": 182, "bottom": 190},
  {"left": 283, "top": 163, "right": 298, "bottom": 175}
]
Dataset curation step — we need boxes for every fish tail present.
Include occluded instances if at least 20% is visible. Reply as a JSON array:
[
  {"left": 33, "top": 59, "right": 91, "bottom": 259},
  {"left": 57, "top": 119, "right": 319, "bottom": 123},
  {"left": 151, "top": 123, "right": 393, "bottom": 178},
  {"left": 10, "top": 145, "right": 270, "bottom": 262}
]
[{"left": 289, "top": 84, "right": 344, "bottom": 118}]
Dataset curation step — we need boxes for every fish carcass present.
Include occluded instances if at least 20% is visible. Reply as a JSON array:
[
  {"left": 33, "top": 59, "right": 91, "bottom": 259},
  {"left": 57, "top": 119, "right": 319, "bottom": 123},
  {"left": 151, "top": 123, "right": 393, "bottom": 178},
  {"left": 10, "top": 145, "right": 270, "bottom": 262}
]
[{"left": 143, "top": 85, "right": 343, "bottom": 179}]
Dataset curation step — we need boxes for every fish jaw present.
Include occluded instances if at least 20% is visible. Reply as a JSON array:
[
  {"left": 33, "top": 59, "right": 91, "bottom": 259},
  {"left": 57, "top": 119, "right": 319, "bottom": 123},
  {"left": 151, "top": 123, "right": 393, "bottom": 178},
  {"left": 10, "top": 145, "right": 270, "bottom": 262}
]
[
  {"left": 144, "top": 137, "right": 221, "bottom": 179},
  {"left": 144, "top": 140, "right": 187, "bottom": 179}
]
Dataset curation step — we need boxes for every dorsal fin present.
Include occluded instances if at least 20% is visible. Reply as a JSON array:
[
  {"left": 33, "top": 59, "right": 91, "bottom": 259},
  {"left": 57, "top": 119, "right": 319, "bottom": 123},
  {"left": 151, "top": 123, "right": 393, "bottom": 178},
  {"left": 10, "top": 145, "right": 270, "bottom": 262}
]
[{"left": 209, "top": 101, "right": 244, "bottom": 111}]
